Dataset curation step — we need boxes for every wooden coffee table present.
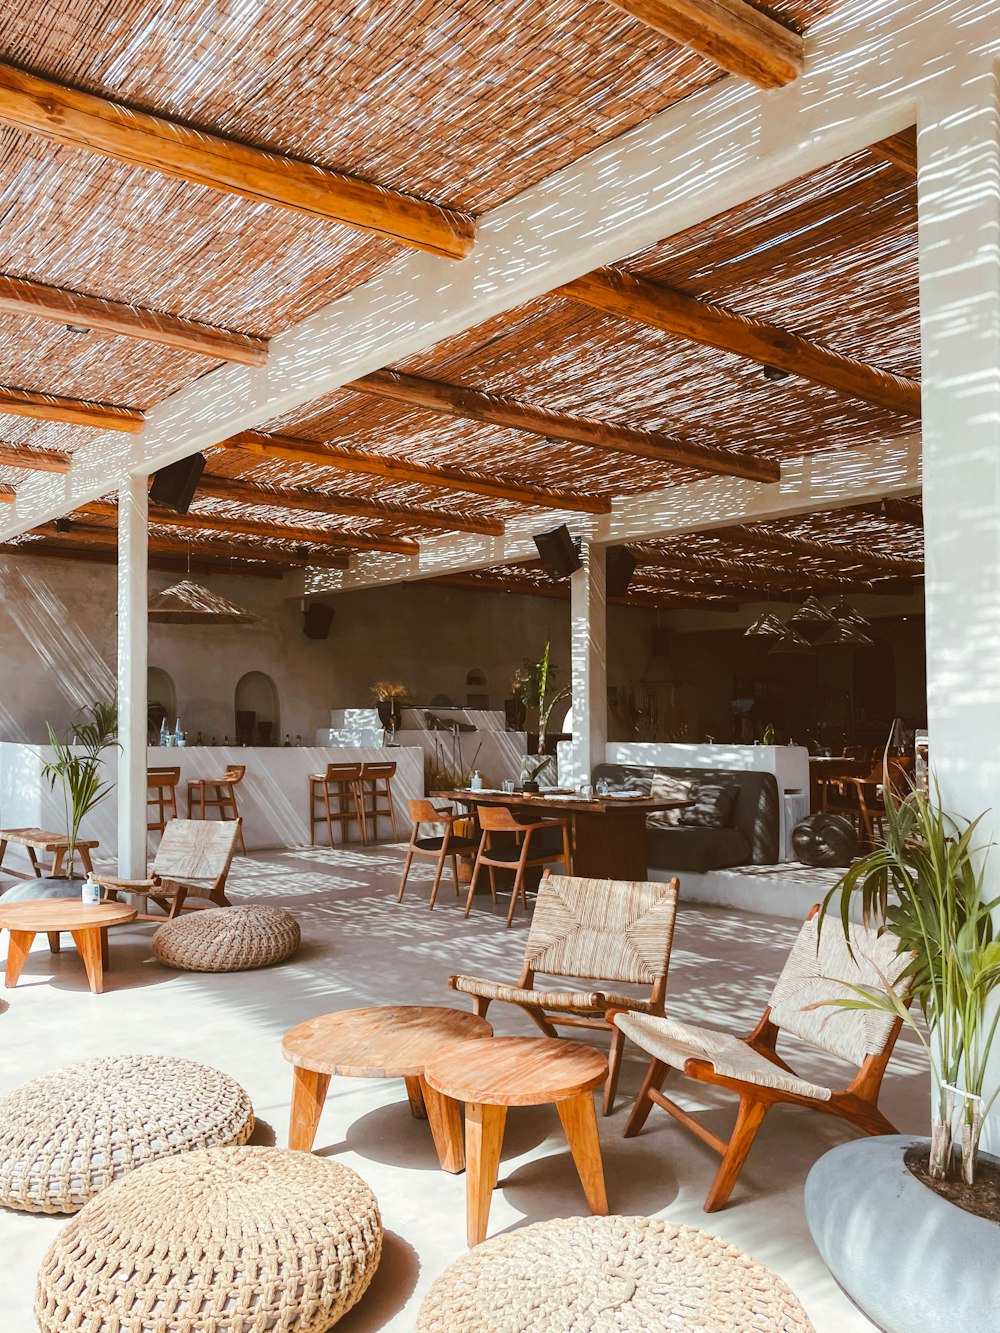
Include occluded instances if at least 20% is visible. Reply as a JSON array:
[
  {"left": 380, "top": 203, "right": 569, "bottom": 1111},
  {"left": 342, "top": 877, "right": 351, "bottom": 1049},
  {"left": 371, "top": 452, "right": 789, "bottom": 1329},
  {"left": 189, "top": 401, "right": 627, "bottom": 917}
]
[
  {"left": 0, "top": 898, "right": 137, "bottom": 994},
  {"left": 281, "top": 1004, "right": 494, "bottom": 1173},
  {"left": 423, "top": 1035, "right": 610, "bottom": 1246}
]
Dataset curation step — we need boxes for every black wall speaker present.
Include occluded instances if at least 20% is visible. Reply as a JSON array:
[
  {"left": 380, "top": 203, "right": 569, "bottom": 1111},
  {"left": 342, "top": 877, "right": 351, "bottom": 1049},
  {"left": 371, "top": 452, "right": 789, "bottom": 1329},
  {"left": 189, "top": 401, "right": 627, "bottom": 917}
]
[
  {"left": 533, "top": 524, "right": 582, "bottom": 580},
  {"left": 606, "top": 545, "right": 637, "bottom": 598},
  {"left": 149, "top": 452, "right": 206, "bottom": 515},
  {"left": 303, "top": 601, "right": 334, "bottom": 640}
]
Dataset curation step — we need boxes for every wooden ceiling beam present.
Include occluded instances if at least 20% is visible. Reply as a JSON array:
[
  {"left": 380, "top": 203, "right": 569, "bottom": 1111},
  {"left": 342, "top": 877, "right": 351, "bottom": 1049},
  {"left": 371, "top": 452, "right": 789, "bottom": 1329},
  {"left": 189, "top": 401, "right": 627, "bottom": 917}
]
[
  {"left": 867, "top": 128, "right": 917, "bottom": 176},
  {"left": 78, "top": 499, "right": 418, "bottom": 556},
  {"left": 0, "top": 62, "right": 473, "bottom": 260},
  {"left": 431, "top": 570, "right": 739, "bottom": 609},
  {"left": 349, "top": 369, "right": 779, "bottom": 483},
  {"left": 2, "top": 539, "right": 284, "bottom": 578},
  {"left": 225, "top": 430, "right": 611, "bottom": 513},
  {"left": 34, "top": 522, "right": 351, "bottom": 570},
  {"left": 634, "top": 549, "right": 915, "bottom": 592},
  {"left": 0, "top": 483, "right": 14, "bottom": 503},
  {"left": 731, "top": 525, "right": 924, "bottom": 575},
  {"left": 557, "top": 268, "right": 921, "bottom": 418},
  {"left": 606, "top": 0, "right": 804, "bottom": 89},
  {"left": 197, "top": 473, "right": 502, "bottom": 537},
  {"left": 0, "top": 385, "right": 144, "bottom": 432},
  {"left": 0, "top": 440, "right": 72, "bottom": 472},
  {"left": 0, "top": 274, "right": 268, "bottom": 367},
  {"left": 858, "top": 496, "right": 923, "bottom": 527}
]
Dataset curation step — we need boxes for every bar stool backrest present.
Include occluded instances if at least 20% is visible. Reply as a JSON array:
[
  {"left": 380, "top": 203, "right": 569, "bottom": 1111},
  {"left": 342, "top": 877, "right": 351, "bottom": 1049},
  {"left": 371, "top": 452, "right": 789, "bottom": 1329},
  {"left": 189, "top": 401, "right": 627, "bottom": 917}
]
[
  {"left": 220, "top": 765, "right": 246, "bottom": 784},
  {"left": 148, "top": 767, "right": 180, "bottom": 788},
  {"left": 361, "top": 761, "right": 397, "bottom": 779},
  {"left": 322, "top": 763, "right": 364, "bottom": 783}
]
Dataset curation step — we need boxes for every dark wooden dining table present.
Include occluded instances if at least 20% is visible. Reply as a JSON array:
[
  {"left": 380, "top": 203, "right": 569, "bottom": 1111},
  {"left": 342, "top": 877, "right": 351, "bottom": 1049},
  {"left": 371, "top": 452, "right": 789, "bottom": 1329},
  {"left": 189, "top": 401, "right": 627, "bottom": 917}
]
[{"left": 431, "top": 788, "right": 688, "bottom": 880}]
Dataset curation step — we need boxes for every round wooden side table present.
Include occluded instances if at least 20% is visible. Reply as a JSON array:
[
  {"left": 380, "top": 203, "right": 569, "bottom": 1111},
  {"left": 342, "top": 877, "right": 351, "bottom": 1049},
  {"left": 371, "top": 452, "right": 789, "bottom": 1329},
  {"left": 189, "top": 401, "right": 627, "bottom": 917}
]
[
  {"left": 281, "top": 1004, "right": 493, "bottom": 1173},
  {"left": 0, "top": 898, "right": 137, "bottom": 994},
  {"left": 424, "top": 1035, "right": 610, "bottom": 1246}
]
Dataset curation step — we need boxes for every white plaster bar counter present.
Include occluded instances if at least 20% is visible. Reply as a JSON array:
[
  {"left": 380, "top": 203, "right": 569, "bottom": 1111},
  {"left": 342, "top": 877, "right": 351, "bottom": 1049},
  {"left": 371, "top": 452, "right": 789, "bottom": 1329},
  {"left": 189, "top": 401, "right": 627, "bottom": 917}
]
[{"left": 0, "top": 743, "right": 424, "bottom": 867}]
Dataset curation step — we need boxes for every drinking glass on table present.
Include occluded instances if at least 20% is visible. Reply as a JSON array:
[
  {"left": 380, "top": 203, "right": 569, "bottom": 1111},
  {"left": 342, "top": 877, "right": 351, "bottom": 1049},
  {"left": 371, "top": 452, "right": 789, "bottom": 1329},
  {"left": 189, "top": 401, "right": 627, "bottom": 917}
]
[
  {"left": 501, "top": 779, "right": 515, "bottom": 794},
  {"left": 596, "top": 778, "right": 610, "bottom": 797},
  {"left": 579, "top": 782, "right": 593, "bottom": 800}
]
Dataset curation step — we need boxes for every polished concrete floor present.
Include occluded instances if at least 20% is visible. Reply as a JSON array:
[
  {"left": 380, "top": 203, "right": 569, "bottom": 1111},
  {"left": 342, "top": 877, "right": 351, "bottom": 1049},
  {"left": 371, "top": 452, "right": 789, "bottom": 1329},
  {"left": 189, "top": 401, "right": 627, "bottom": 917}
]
[{"left": 0, "top": 843, "right": 929, "bottom": 1331}]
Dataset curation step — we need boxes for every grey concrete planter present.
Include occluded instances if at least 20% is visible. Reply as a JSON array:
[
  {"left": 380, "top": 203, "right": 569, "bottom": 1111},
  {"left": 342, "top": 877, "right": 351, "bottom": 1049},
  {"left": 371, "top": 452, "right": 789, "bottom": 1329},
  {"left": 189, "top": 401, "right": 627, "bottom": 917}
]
[{"left": 805, "top": 1134, "right": 1000, "bottom": 1333}]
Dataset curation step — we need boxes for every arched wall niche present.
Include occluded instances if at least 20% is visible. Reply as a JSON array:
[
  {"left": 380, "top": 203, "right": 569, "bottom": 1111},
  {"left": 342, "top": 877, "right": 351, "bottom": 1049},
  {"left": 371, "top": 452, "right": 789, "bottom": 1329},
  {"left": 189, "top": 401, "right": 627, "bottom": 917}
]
[{"left": 235, "top": 671, "right": 280, "bottom": 746}]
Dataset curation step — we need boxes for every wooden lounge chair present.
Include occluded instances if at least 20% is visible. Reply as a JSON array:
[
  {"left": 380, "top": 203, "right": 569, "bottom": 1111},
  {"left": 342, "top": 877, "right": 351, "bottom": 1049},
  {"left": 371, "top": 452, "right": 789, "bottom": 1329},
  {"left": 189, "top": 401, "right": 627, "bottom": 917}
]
[
  {"left": 612, "top": 906, "right": 912, "bottom": 1211},
  {"left": 94, "top": 818, "right": 242, "bottom": 920},
  {"left": 450, "top": 870, "right": 680, "bottom": 1113}
]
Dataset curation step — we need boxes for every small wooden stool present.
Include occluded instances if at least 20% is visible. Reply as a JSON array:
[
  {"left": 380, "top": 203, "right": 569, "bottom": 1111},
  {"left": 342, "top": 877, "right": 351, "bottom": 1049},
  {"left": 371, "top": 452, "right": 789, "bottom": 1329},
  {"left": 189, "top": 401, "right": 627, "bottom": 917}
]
[
  {"left": 147, "top": 767, "right": 180, "bottom": 835},
  {"left": 309, "top": 763, "right": 367, "bottom": 846},
  {"left": 187, "top": 765, "right": 246, "bottom": 853},
  {"left": 281, "top": 1005, "right": 493, "bottom": 1172},
  {"left": 0, "top": 828, "right": 99, "bottom": 880},
  {"left": 0, "top": 898, "right": 137, "bottom": 994},
  {"left": 360, "top": 761, "right": 399, "bottom": 842},
  {"left": 424, "top": 1035, "right": 609, "bottom": 1246}
]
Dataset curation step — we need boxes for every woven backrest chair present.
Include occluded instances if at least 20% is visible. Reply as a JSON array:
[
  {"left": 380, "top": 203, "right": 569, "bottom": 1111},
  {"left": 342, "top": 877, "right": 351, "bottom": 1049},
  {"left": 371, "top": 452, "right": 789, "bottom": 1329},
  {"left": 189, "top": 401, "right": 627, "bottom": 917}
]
[
  {"left": 613, "top": 906, "right": 913, "bottom": 1211},
  {"left": 450, "top": 871, "right": 680, "bottom": 1114},
  {"left": 96, "top": 818, "right": 241, "bottom": 920}
]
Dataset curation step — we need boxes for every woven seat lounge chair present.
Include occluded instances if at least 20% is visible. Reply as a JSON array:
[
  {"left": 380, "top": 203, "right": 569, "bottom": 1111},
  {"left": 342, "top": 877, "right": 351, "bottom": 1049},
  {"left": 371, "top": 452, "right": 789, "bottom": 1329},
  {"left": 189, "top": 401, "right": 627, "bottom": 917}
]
[
  {"left": 613, "top": 906, "right": 913, "bottom": 1211},
  {"left": 95, "top": 818, "right": 241, "bottom": 920},
  {"left": 450, "top": 870, "right": 680, "bottom": 1114}
]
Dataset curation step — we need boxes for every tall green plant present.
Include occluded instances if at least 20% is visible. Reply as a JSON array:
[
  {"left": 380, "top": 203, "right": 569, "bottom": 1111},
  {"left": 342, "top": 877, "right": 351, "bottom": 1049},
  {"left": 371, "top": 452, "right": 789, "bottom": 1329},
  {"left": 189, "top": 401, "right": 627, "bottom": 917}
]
[
  {"left": 521, "top": 641, "right": 570, "bottom": 756},
  {"left": 821, "top": 782, "right": 1000, "bottom": 1185},
  {"left": 42, "top": 701, "right": 119, "bottom": 878}
]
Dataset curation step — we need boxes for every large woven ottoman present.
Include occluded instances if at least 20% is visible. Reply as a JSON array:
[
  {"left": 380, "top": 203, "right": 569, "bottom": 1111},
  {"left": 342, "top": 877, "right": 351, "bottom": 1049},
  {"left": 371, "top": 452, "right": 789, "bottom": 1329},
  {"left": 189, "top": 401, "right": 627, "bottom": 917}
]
[
  {"left": 36, "top": 1146, "right": 383, "bottom": 1333},
  {"left": 153, "top": 904, "right": 300, "bottom": 972},
  {"left": 0, "top": 1054, "right": 254, "bottom": 1214},
  {"left": 416, "top": 1215, "right": 815, "bottom": 1332}
]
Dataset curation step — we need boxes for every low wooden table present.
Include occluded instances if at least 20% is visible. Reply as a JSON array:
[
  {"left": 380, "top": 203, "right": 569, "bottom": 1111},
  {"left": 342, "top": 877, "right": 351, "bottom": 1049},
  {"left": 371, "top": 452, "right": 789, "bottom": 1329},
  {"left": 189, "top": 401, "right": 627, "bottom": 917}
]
[
  {"left": 0, "top": 828, "right": 99, "bottom": 880},
  {"left": 281, "top": 1004, "right": 494, "bottom": 1173},
  {"left": 0, "top": 898, "right": 137, "bottom": 994},
  {"left": 423, "top": 1035, "right": 610, "bottom": 1246}
]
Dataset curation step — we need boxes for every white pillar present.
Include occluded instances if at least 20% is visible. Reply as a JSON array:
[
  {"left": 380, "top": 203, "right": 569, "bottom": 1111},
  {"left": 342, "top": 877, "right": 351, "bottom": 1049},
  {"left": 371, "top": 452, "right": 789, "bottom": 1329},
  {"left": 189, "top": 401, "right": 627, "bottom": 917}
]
[
  {"left": 918, "top": 63, "right": 1000, "bottom": 1146},
  {"left": 117, "top": 475, "right": 148, "bottom": 877},
  {"left": 566, "top": 542, "right": 607, "bottom": 787}
]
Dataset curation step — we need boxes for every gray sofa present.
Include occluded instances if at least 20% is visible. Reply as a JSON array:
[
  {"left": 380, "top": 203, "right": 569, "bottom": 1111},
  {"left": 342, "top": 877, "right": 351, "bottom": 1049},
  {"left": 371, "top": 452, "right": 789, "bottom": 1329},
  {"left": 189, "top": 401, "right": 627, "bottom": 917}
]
[{"left": 592, "top": 763, "right": 781, "bottom": 873}]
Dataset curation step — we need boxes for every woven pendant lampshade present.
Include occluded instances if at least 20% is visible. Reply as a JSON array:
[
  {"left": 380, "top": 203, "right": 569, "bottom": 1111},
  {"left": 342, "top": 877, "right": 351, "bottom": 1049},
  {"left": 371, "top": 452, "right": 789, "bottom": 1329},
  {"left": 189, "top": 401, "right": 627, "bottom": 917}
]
[
  {"left": 814, "top": 619, "right": 873, "bottom": 646},
  {"left": 744, "top": 611, "right": 785, "bottom": 638},
  {"left": 148, "top": 580, "right": 259, "bottom": 625},
  {"left": 788, "top": 596, "right": 836, "bottom": 627},
  {"left": 768, "top": 627, "right": 816, "bottom": 656}
]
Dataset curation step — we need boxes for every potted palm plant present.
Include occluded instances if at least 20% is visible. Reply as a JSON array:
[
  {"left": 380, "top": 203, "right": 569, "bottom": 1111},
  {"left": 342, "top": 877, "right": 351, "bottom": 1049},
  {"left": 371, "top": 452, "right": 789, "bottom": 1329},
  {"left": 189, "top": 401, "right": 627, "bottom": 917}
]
[
  {"left": 519, "top": 642, "right": 570, "bottom": 791},
  {"left": 370, "top": 681, "right": 411, "bottom": 743},
  {"left": 804, "top": 782, "right": 1000, "bottom": 1333},
  {"left": 41, "top": 701, "right": 119, "bottom": 880}
]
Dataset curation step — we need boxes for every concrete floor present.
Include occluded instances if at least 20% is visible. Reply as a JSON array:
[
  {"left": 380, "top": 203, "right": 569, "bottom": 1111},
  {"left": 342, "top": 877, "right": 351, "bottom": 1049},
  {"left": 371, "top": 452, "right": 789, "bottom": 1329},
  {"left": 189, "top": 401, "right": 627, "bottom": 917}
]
[{"left": 0, "top": 843, "right": 929, "bottom": 1331}]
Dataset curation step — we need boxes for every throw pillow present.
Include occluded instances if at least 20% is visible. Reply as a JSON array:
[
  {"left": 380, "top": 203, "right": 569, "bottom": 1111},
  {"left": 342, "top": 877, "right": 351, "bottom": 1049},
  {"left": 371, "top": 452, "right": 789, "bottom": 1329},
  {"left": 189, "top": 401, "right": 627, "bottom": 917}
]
[
  {"left": 679, "top": 783, "right": 739, "bottom": 829},
  {"left": 647, "top": 775, "right": 693, "bottom": 828}
]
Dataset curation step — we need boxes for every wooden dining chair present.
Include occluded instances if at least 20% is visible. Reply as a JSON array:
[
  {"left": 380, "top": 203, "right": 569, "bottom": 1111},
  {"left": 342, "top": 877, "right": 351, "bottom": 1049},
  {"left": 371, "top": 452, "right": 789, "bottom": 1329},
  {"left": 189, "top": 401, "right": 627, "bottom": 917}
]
[
  {"left": 397, "top": 799, "right": 480, "bottom": 909},
  {"left": 187, "top": 765, "right": 247, "bottom": 853},
  {"left": 465, "top": 805, "right": 572, "bottom": 927},
  {"left": 309, "top": 762, "right": 367, "bottom": 847},
  {"left": 823, "top": 757, "right": 911, "bottom": 849},
  {"left": 95, "top": 818, "right": 242, "bottom": 920},
  {"left": 451, "top": 870, "right": 680, "bottom": 1113},
  {"left": 612, "top": 906, "right": 913, "bottom": 1211},
  {"left": 147, "top": 767, "right": 180, "bottom": 836},
  {"left": 360, "top": 761, "right": 399, "bottom": 842}
]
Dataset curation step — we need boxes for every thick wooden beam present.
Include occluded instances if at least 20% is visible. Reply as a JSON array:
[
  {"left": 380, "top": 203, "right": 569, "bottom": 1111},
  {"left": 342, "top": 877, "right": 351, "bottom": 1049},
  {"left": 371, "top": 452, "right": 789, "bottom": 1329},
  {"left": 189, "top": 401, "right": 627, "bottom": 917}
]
[
  {"left": 0, "top": 274, "right": 268, "bottom": 367},
  {"left": 197, "top": 473, "right": 503, "bottom": 537},
  {"left": 858, "top": 496, "right": 923, "bottom": 527},
  {"left": 606, "top": 0, "right": 804, "bottom": 89},
  {"left": 867, "top": 128, "right": 917, "bottom": 176},
  {"left": 2, "top": 539, "right": 284, "bottom": 579},
  {"left": 0, "top": 386, "right": 144, "bottom": 432},
  {"left": 34, "top": 522, "right": 351, "bottom": 570},
  {"left": 0, "top": 484, "right": 14, "bottom": 503},
  {"left": 635, "top": 548, "right": 914, "bottom": 592},
  {"left": 78, "top": 499, "right": 418, "bottom": 556},
  {"left": 0, "top": 440, "right": 71, "bottom": 472},
  {"left": 731, "top": 525, "right": 924, "bottom": 576},
  {"left": 0, "top": 62, "right": 473, "bottom": 260},
  {"left": 350, "top": 369, "right": 779, "bottom": 483},
  {"left": 225, "top": 430, "right": 611, "bottom": 513},
  {"left": 430, "top": 570, "right": 739, "bottom": 609},
  {"left": 557, "top": 268, "right": 921, "bottom": 418}
]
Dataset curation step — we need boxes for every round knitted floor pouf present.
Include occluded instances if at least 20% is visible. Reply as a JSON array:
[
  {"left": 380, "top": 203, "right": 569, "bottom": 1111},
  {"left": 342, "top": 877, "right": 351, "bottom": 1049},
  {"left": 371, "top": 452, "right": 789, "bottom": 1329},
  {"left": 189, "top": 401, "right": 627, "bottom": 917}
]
[
  {"left": 35, "top": 1146, "right": 383, "bottom": 1333},
  {"left": 416, "top": 1215, "right": 814, "bottom": 1332},
  {"left": 791, "top": 813, "right": 859, "bottom": 867},
  {"left": 0, "top": 1055, "right": 254, "bottom": 1214},
  {"left": 153, "top": 904, "right": 300, "bottom": 972}
]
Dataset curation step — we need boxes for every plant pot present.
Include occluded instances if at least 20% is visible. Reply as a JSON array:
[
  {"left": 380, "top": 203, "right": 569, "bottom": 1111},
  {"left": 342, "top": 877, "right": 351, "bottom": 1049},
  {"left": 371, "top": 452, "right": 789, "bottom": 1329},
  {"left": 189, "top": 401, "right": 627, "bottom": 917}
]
[
  {"left": 520, "top": 753, "right": 557, "bottom": 789},
  {"left": 805, "top": 1135, "right": 1000, "bottom": 1333},
  {"left": 522, "top": 780, "right": 539, "bottom": 794}
]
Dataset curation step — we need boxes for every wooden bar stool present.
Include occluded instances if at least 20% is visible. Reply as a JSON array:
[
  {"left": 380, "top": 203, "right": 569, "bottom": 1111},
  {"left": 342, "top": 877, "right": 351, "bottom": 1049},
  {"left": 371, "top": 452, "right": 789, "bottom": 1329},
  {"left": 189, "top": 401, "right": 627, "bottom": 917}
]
[
  {"left": 309, "top": 763, "right": 367, "bottom": 847},
  {"left": 360, "top": 761, "right": 399, "bottom": 842},
  {"left": 187, "top": 765, "right": 247, "bottom": 854},
  {"left": 397, "top": 800, "right": 480, "bottom": 909},
  {"left": 466, "top": 805, "right": 572, "bottom": 927},
  {"left": 147, "top": 767, "right": 180, "bottom": 837}
]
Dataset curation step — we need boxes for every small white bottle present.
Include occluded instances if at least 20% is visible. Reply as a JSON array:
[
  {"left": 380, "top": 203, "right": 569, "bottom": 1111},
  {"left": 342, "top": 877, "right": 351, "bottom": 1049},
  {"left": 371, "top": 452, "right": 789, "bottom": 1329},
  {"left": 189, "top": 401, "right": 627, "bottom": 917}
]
[
  {"left": 81, "top": 872, "right": 101, "bottom": 906},
  {"left": 470, "top": 770, "right": 484, "bottom": 791}
]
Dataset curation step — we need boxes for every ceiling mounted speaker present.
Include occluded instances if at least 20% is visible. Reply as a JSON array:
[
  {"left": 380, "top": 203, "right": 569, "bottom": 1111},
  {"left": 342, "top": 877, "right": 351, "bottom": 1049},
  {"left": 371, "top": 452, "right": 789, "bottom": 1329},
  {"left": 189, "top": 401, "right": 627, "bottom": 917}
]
[
  {"left": 303, "top": 601, "right": 334, "bottom": 640},
  {"left": 606, "top": 545, "right": 637, "bottom": 598},
  {"left": 533, "top": 524, "right": 581, "bottom": 580},
  {"left": 149, "top": 452, "right": 206, "bottom": 515}
]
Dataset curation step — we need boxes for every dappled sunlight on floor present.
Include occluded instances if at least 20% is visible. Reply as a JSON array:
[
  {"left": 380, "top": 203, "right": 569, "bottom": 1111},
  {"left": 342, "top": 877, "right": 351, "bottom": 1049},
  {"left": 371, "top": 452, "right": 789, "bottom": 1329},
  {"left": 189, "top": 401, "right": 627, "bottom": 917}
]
[{"left": 0, "top": 842, "right": 925, "bottom": 1331}]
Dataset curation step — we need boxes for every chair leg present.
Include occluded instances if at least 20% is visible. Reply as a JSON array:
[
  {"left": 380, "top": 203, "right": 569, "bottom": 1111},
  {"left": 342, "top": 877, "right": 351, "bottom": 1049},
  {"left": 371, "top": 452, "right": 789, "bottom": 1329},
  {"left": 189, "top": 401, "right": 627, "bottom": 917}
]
[
  {"left": 624, "top": 1058, "right": 669, "bottom": 1138},
  {"left": 603, "top": 1023, "right": 626, "bottom": 1116},
  {"left": 506, "top": 842, "right": 532, "bottom": 927},
  {"left": 387, "top": 781, "right": 398, "bottom": 840},
  {"left": 450, "top": 854, "right": 460, "bottom": 894},
  {"left": 355, "top": 783, "right": 369, "bottom": 846},
  {"left": 231, "top": 792, "right": 246, "bottom": 854},
  {"left": 428, "top": 847, "right": 448, "bottom": 910},
  {"left": 561, "top": 820, "right": 573, "bottom": 874},
  {"left": 464, "top": 835, "right": 488, "bottom": 918},
  {"left": 397, "top": 845, "right": 416, "bottom": 902},
  {"left": 703, "top": 1096, "right": 769, "bottom": 1213}
]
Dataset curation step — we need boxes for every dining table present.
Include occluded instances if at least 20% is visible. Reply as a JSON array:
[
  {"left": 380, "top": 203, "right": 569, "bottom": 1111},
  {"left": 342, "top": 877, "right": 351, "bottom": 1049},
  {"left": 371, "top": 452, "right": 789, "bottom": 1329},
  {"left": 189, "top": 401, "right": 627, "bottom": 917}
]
[{"left": 431, "top": 788, "right": 689, "bottom": 880}]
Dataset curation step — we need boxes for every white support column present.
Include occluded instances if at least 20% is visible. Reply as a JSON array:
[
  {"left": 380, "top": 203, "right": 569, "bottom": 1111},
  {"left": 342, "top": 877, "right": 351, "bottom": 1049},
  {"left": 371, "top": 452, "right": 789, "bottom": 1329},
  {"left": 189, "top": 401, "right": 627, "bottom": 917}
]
[
  {"left": 918, "top": 63, "right": 1000, "bottom": 1145},
  {"left": 566, "top": 543, "right": 608, "bottom": 788},
  {"left": 117, "top": 475, "right": 148, "bottom": 878}
]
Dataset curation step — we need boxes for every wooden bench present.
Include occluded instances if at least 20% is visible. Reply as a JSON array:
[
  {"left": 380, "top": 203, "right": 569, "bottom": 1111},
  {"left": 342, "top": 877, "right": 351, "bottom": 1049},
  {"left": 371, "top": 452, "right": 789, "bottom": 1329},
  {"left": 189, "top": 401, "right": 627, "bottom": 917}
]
[{"left": 0, "top": 828, "right": 99, "bottom": 880}]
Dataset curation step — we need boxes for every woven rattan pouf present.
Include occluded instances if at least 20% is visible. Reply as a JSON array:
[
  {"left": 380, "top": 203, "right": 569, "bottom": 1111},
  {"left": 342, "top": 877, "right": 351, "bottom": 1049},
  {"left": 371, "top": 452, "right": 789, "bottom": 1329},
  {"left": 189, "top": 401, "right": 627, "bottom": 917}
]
[
  {"left": 153, "top": 904, "right": 300, "bottom": 972},
  {"left": 0, "top": 1054, "right": 254, "bottom": 1214},
  {"left": 416, "top": 1215, "right": 815, "bottom": 1332},
  {"left": 35, "top": 1146, "right": 383, "bottom": 1333}
]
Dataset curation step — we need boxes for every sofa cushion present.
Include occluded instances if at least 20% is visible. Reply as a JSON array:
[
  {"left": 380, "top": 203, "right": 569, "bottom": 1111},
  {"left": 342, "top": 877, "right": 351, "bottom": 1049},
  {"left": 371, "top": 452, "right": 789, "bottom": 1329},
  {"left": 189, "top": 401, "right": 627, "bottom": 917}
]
[
  {"left": 679, "top": 782, "right": 739, "bottom": 829},
  {"left": 647, "top": 775, "right": 693, "bottom": 828},
  {"left": 646, "top": 827, "right": 752, "bottom": 873}
]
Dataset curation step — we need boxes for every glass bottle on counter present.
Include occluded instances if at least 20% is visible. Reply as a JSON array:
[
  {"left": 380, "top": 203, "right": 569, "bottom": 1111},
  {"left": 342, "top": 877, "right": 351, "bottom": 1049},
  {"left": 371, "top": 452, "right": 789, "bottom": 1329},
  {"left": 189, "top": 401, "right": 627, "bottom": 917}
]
[
  {"left": 283, "top": 734, "right": 291, "bottom": 747},
  {"left": 174, "top": 718, "right": 185, "bottom": 747},
  {"left": 210, "top": 736, "right": 217, "bottom": 746},
  {"left": 195, "top": 731, "right": 203, "bottom": 746},
  {"left": 159, "top": 718, "right": 168, "bottom": 746},
  {"left": 295, "top": 735, "right": 302, "bottom": 747}
]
